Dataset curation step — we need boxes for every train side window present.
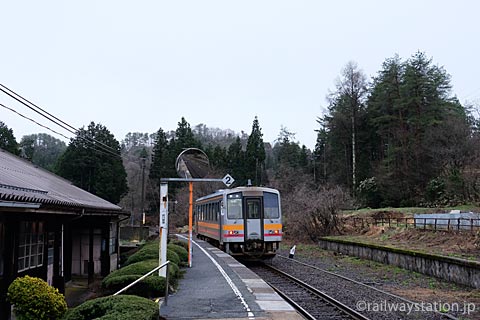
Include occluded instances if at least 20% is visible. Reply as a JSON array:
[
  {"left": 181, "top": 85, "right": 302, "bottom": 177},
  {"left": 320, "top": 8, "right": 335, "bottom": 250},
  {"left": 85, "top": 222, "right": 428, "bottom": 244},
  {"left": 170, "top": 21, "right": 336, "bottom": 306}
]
[
  {"left": 264, "top": 192, "right": 280, "bottom": 219},
  {"left": 227, "top": 193, "right": 242, "bottom": 219}
]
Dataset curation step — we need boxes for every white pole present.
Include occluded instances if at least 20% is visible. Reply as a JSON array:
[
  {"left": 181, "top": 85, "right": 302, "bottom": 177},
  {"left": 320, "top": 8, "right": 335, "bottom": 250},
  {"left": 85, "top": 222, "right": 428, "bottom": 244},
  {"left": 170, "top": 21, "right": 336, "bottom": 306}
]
[{"left": 159, "top": 183, "right": 168, "bottom": 277}]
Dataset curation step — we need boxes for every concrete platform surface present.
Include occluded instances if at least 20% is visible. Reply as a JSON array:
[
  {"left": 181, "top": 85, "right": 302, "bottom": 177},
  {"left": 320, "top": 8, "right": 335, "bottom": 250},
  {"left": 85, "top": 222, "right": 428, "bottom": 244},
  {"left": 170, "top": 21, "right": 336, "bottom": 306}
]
[{"left": 160, "top": 235, "right": 304, "bottom": 320}]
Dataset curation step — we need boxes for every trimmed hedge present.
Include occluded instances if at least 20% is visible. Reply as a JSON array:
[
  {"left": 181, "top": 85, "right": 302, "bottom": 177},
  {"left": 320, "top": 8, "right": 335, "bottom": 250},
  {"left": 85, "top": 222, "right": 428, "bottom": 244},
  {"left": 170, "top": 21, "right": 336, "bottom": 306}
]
[
  {"left": 125, "top": 242, "right": 181, "bottom": 266},
  {"left": 102, "top": 259, "right": 179, "bottom": 297},
  {"left": 125, "top": 242, "right": 159, "bottom": 265},
  {"left": 169, "top": 239, "right": 189, "bottom": 251},
  {"left": 7, "top": 275, "right": 67, "bottom": 320},
  {"left": 168, "top": 243, "right": 188, "bottom": 263},
  {"left": 64, "top": 295, "right": 158, "bottom": 320},
  {"left": 167, "top": 250, "right": 180, "bottom": 266}
]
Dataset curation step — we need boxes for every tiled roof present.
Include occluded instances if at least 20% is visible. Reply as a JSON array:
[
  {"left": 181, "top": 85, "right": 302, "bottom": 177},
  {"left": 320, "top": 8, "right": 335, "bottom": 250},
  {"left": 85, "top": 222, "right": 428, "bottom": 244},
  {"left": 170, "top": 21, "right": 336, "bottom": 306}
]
[{"left": 0, "top": 148, "right": 122, "bottom": 212}]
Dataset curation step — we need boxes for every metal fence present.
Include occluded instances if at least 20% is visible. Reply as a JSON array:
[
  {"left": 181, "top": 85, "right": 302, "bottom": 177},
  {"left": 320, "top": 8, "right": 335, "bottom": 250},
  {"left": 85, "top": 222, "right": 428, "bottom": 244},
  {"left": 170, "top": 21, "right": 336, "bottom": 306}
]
[{"left": 352, "top": 217, "right": 480, "bottom": 232}]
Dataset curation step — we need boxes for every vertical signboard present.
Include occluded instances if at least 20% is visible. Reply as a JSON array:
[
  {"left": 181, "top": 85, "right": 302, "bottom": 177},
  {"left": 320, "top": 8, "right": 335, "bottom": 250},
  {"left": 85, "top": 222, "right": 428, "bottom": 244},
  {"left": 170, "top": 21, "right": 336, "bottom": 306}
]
[{"left": 159, "top": 183, "right": 168, "bottom": 277}]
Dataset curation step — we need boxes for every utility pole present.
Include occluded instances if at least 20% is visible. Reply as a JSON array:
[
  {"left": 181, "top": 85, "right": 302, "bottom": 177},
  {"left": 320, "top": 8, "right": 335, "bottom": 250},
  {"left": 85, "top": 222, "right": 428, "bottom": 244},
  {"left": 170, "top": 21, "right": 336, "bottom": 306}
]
[
  {"left": 141, "top": 157, "right": 146, "bottom": 224},
  {"left": 140, "top": 148, "right": 147, "bottom": 225}
]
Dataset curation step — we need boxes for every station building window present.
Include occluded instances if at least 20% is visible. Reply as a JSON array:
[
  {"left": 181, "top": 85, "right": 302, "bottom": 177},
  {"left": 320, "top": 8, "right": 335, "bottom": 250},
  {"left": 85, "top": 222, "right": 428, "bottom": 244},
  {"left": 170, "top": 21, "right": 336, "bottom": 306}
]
[
  {"left": 109, "top": 223, "right": 117, "bottom": 254},
  {"left": 18, "top": 221, "right": 45, "bottom": 272}
]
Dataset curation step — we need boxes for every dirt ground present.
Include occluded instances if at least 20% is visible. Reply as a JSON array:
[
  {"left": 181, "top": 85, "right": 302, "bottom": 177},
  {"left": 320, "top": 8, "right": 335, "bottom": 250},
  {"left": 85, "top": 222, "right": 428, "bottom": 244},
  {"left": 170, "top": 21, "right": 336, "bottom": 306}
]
[
  {"left": 340, "top": 210, "right": 480, "bottom": 260},
  {"left": 279, "top": 243, "right": 480, "bottom": 319},
  {"left": 306, "top": 209, "right": 479, "bottom": 318}
]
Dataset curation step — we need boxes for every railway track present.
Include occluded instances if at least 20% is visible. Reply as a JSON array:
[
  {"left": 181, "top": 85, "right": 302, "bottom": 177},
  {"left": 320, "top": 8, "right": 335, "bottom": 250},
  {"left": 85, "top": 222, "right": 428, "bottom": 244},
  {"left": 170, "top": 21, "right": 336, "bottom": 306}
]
[
  {"left": 267, "top": 255, "right": 460, "bottom": 320},
  {"left": 249, "top": 263, "right": 369, "bottom": 320}
]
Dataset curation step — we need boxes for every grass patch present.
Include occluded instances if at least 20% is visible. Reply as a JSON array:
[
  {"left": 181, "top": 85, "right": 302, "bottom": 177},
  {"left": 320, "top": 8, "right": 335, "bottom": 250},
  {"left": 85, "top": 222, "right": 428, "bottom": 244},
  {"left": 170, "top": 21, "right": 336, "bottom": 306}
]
[{"left": 343, "top": 205, "right": 480, "bottom": 218}]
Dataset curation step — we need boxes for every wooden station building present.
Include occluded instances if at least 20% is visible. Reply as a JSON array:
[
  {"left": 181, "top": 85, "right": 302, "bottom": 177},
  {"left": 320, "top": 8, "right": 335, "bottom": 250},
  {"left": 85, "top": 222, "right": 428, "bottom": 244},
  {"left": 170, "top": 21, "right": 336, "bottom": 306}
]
[{"left": 0, "top": 149, "right": 127, "bottom": 319}]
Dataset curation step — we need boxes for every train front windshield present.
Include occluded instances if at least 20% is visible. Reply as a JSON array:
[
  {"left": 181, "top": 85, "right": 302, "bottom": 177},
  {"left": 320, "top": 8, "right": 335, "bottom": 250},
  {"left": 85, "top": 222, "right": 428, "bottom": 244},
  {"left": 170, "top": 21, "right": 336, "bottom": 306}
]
[
  {"left": 227, "top": 193, "right": 242, "bottom": 219},
  {"left": 263, "top": 192, "right": 280, "bottom": 219}
]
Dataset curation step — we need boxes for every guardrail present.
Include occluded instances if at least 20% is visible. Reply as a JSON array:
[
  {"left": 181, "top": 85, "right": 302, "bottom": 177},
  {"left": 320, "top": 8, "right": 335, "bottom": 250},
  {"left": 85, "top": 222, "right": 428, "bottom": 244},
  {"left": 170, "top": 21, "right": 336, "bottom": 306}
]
[
  {"left": 352, "top": 217, "right": 480, "bottom": 232},
  {"left": 113, "top": 260, "right": 170, "bottom": 305}
]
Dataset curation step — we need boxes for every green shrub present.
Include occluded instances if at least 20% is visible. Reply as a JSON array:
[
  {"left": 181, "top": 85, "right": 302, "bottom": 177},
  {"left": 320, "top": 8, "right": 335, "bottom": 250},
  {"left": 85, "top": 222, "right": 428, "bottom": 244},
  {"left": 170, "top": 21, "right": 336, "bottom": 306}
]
[
  {"left": 169, "top": 239, "right": 188, "bottom": 251},
  {"left": 167, "top": 249, "right": 180, "bottom": 266},
  {"left": 125, "top": 241, "right": 182, "bottom": 269},
  {"left": 124, "top": 242, "right": 159, "bottom": 265},
  {"left": 102, "top": 259, "right": 179, "bottom": 297},
  {"left": 169, "top": 259, "right": 179, "bottom": 279},
  {"left": 64, "top": 295, "right": 158, "bottom": 320},
  {"left": 119, "top": 246, "right": 141, "bottom": 265},
  {"left": 168, "top": 243, "right": 188, "bottom": 263},
  {"left": 102, "top": 274, "right": 166, "bottom": 297},
  {"left": 7, "top": 275, "right": 67, "bottom": 320},
  {"left": 104, "top": 259, "right": 159, "bottom": 280}
]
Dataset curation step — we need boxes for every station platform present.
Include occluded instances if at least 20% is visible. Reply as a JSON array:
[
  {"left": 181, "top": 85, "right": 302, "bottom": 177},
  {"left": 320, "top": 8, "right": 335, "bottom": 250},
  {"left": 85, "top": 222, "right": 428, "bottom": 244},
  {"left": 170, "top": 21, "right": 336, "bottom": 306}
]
[{"left": 160, "top": 235, "right": 304, "bottom": 320}]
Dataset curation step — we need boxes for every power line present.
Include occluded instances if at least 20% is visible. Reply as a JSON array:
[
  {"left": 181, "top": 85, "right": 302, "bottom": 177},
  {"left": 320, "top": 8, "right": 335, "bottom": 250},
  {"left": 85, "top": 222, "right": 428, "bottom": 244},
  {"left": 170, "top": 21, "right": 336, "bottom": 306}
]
[
  {"left": 0, "top": 83, "right": 122, "bottom": 159},
  {"left": 0, "top": 101, "right": 122, "bottom": 159},
  {"left": 0, "top": 103, "right": 71, "bottom": 140},
  {"left": 0, "top": 83, "right": 119, "bottom": 154}
]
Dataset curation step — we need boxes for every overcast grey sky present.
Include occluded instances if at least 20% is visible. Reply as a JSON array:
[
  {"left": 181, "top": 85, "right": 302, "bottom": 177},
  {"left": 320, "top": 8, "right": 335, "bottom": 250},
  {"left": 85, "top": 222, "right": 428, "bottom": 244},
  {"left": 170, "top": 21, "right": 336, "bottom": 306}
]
[{"left": 2, "top": 1, "right": 479, "bottom": 149}]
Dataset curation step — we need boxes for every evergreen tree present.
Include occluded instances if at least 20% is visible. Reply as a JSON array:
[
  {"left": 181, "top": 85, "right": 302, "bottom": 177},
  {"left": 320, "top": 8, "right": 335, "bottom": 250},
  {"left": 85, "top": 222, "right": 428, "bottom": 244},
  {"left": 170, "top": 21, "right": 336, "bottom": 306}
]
[
  {"left": 19, "top": 133, "right": 66, "bottom": 171},
  {"left": 55, "top": 122, "right": 128, "bottom": 204},
  {"left": 226, "top": 137, "right": 246, "bottom": 185},
  {"left": 212, "top": 145, "right": 227, "bottom": 169},
  {"left": 273, "top": 126, "right": 302, "bottom": 169},
  {"left": 173, "top": 117, "right": 199, "bottom": 152},
  {"left": 149, "top": 128, "right": 172, "bottom": 184},
  {"left": 0, "top": 121, "right": 19, "bottom": 155},
  {"left": 245, "top": 116, "right": 266, "bottom": 186},
  {"left": 313, "top": 121, "right": 328, "bottom": 184},
  {"left": 366, "top": 52, "right": 469, "bottom": 206}
]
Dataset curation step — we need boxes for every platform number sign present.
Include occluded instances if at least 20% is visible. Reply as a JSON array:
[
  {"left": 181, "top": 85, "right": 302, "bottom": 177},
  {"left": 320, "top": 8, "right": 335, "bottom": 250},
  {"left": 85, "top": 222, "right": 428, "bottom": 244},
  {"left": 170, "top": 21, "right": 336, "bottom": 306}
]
[{"left": 222, "top": 174, "right": 234, "bottom": 187}]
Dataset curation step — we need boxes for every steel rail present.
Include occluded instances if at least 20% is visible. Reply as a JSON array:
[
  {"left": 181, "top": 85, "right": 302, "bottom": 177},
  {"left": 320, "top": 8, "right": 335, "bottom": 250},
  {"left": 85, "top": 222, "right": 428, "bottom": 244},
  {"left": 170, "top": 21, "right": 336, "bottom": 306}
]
[
  {"left": 257, "top": 264, "right": 370, "bottom": 320},
  {"left": 276, "top": 254, "right": 459, "bottom": 320}
]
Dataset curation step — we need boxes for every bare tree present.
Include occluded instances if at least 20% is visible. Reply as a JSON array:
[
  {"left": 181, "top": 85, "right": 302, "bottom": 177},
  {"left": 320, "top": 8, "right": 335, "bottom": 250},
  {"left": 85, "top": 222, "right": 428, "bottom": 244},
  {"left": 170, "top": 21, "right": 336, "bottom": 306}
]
[{"left": 334, "top": 61, "right": 368, "bottom": 194}]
